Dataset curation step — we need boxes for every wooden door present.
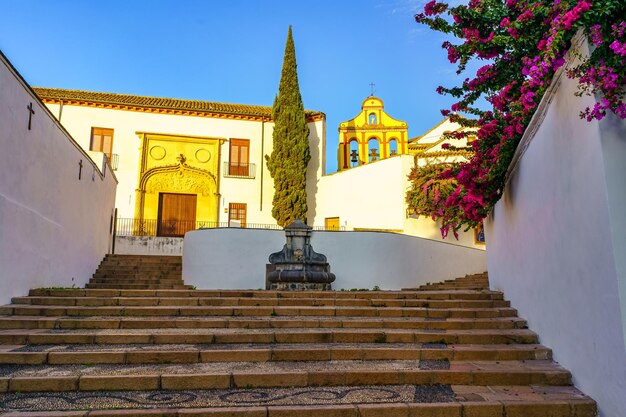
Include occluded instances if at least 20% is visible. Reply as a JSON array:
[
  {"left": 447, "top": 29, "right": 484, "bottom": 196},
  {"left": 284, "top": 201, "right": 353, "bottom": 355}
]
[
  {"left": 157, "top": 193, "right": 197, "bottom": 237},
  {"left": 325, "top": 217, "right": 340, "bottom": 230},
  {"left": 229, "top": 139, "right": 249, "bottom": 176},
  {"left": 229, "top": 203, "right": 247, "bottom": 227}
]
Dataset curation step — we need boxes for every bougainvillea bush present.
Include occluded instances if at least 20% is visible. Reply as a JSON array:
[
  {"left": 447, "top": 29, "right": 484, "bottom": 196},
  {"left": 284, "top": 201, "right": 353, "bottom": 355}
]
[{"left": 408, "top": 0, "right": 626, "bottom": 238}]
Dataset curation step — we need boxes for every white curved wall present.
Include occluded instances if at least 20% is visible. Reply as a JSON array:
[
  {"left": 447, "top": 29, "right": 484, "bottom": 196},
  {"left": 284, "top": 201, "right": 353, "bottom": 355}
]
[{"left": 183, "top": 228, "right": 486, "bottom": 290}]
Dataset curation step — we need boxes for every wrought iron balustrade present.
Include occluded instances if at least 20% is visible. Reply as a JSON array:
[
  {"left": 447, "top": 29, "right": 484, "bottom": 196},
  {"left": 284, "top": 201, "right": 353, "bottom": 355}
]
[
  {"left": 107, "top": 153, "right": 119, "bottom": 171},
  {"left": 223, "top": 162, "right": 256, "bottom": 178},
  {"left": 115, "top": 218, "right": 345, "bottom": 237}
]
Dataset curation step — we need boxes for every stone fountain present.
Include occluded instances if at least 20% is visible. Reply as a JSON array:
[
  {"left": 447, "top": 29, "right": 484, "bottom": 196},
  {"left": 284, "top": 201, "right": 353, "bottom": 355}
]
[{"left": 266, "top": 220, "right": 335, "bottom": 290}]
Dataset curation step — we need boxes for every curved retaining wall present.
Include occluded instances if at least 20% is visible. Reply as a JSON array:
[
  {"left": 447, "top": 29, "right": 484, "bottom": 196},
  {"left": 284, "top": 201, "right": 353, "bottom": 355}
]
[{"left": 183, "top": 228, "right": 486, "bottom": 290}]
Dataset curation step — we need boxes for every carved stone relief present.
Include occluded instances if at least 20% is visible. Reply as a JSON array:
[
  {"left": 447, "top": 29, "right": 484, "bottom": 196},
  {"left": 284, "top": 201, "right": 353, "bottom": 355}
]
[
  {"left": 195, "top": 148, "right": 211, "bottom": 163},
  {"left": 143, "top": 165, "right": 215, "bottom": 197},
  {"left": 149, "top": 146, "right": 166, "bottom": 160}
]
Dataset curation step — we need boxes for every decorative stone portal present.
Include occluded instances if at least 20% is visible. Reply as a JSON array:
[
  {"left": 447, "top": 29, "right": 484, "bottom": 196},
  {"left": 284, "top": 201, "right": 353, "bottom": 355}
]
[{"left": 266, "top": 220, "right": 335, "bottom": 290}]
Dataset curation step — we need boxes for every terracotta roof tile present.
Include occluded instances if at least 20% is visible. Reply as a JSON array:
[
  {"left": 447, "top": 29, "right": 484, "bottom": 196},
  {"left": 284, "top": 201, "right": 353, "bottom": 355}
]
[{"left": 33, "top": 87, "right": 324, "bottom": 119}]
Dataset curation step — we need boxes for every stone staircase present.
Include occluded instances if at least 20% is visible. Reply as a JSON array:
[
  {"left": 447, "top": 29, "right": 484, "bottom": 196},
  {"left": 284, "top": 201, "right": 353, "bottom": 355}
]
[
  {"left": 87, "top": 254, "right": 191, "bottom": 290},
  {"left": 0, "top": 273, "right": 596, "bottom": 415},
  {"left": 415, "top": 273, "right": 490, "bottom": 291}
]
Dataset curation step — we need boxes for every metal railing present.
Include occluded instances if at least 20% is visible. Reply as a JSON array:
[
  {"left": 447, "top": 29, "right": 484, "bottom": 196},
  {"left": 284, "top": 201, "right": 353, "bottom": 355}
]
[
  {"left": 108, "top": 153, "right": 119, "bottom": 171},
  {"left": 115, "top": 218, "right": 345, "bottom": 237},
  {"left": 223, "top": 162, "right": 256, "bottom": 178}
]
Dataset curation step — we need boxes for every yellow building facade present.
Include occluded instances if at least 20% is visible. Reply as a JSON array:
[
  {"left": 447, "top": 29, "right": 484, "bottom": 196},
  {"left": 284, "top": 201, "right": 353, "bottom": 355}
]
[
  {"left": 134, "top": 133, "right": 223, "bottom": 236},
  {"left": 337, "top": 96, "right": 409, "bottom": 171}
]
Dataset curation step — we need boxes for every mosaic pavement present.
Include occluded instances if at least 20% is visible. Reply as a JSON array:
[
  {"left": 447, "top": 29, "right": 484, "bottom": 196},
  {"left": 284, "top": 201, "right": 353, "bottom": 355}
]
[{"left": 0, "top": 385, "right": 455, "bottom": 412}]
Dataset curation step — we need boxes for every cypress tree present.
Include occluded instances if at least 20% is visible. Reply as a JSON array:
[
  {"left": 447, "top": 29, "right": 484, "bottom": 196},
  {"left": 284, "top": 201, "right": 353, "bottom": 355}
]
[{"left": 266, "top": 26, "right": 311, "bottom": 227}]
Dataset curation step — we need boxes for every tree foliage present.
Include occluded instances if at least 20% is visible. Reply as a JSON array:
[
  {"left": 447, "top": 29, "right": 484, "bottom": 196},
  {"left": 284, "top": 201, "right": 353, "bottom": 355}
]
[
  {"left": 406, "top": 162, "right": 464, "bottom": 238},
  {"left": 266, "top": 26, "right": 311, "bottom": 227},
  {"left": 413, "top": 0, "right": 626, "bottom": 236}
]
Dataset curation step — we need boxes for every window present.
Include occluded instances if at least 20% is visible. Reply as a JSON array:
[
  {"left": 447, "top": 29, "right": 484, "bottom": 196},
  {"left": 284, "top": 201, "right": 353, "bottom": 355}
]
[
  {"left": 368, "top": 113, "right": 377, "bottom": 124},
  {"left": 90, "top": 127, "right": 114, "bottom": 160},
  {"left": 229, "top": 139, "right": 250, "bottom": 176},
  {"left": 229, "top": 203, "right": 247, "bottom": 227}
]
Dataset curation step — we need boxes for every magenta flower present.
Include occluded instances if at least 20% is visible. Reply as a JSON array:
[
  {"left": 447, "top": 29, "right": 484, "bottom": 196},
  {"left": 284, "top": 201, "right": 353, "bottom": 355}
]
[{"left": 589, "top": 24, "right": 603, "bottom": 46}]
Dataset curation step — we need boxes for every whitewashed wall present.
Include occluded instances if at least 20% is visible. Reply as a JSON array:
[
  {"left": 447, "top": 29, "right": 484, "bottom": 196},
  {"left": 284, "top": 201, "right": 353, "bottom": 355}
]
[
  {"left": 485, "top": 37, "right": 626, "bottom": 417},
  {"left": 183, "top": 228, "right": 486, "bottom": 290},
  {"left": 313, "top": 156, "right": 410, "bottom": 231},
  {"left": 114, "top": 236, "right": 183, "bottom": 255},
  {"left": 0, "top": 53, "right": 117, "bottom": 302},
  {"left": 313, "top": 155, "right": 483, "bottom": 248}
]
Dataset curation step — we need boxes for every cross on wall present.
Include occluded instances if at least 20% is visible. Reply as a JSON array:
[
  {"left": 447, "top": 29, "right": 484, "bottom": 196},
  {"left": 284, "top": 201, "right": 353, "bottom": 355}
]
[{"left": 27, "top": 102, "right": 35, "bottom": 130}]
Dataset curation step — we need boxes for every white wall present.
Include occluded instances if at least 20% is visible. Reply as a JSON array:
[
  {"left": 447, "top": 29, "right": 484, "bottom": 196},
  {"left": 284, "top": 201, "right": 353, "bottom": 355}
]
[
  {"left": 313, "top": 155, "right": 484, "bottom": 248},
  {"left": 114, "top": 236, "right": 183, "bottom": 255},
  {"left": 314, "top": 156, "right": 410, "bottom": 231},
  {"left": 0, "top": 53, "right": 117, "bottom": 302},
  {"left": 485, "top": 37, "right": 626, "bottom": 417},
  {"left": 183, "top": 228, "right": 486, "bottom": 290}
]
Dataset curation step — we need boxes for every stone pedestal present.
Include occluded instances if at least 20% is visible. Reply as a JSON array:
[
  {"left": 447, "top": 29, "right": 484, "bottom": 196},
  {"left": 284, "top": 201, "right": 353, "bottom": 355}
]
[{"left": 266, "top": 220, "right": 335, "bottom": 291}]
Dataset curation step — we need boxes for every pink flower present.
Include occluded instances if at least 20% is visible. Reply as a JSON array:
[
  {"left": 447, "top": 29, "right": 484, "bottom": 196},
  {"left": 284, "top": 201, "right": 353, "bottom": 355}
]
[
  {"left": 610, "top": 40, "right": 626, "bottom": 56},
  {"left": 589, "top": 24, "right": 603, "bottom": 46},
  {"left": 424, "top": 0, "right": 448, "bottom": 16},
  {"left": 507, "top": 26, "right": 519, "bottom": 39},
  {"left": 521, "top": 91, "right": 537, "bottom": 111}
]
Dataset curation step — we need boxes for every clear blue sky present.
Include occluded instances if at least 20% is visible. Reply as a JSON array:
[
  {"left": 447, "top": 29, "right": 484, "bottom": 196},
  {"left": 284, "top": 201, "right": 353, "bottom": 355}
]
[{"left": 0, "top": 0, "right": 462, "bottom": 173}]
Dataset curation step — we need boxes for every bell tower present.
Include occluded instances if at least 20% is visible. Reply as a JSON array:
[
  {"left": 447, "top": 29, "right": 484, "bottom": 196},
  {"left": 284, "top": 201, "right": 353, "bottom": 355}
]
[{"left": 337, "top": 96, "right": 409, "bottom": 171}]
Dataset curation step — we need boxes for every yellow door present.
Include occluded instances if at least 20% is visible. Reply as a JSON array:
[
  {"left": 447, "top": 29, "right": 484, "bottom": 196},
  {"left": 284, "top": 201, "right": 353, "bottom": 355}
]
[{"left": 325, "top": 217, "right": 340, "bottom": 230}]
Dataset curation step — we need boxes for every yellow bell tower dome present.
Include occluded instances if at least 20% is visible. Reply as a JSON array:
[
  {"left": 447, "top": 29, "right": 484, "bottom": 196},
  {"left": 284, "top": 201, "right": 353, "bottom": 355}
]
[{"left": 337, "top": 96, "right": 409, "bottom": 171}]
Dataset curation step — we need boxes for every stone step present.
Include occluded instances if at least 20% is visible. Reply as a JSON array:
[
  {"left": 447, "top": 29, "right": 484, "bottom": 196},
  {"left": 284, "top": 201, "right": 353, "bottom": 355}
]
[
  {"left": 94, "top": 267, "right": 182, "bottom": 273},
  {"left": 10, "top": 296, "right": 511, "bottom": 309},
  {"left": 89, "top": 277, "right": 184, "bottom": 283},
  {"left": 0, "top": 343, "right": 552, "bottom": 365},
  {"left": 97, "top": 262, "right": 182, "bottom": 267},
  {"left": 0, "top": 316, "right": 528, "bottom": 330},
  {"left": 0, "top": 384, "right": 596, "bottom": 416},
  {"left": 0, "top": 328, "right": 539, "bottom": 345},
  {"left": 89, "top": 278, "right": 184, "bottom": 283},
  {"left": 0, "top": 305, "right": 520, "bottom": 319},
  {"left": 28, "top": 288, "right": 506, "bottom": 300},
  {"left": 95, "top": 264, "right": 182, "bottom": 270},
  {"left": 0, "top": 360, "right": 572, "bottom": 393},
  {"left": 103, "top": 254, "right": 182, "bottom": 260},
  {"left": 84, "top": 284, "right": 192, "bottom": 290},
  {"left": 423, "top": 285, "right": 489, "bottom": 290},
  {"left": 89, "top": 255, "right": 186, "bottom": 290},
  {"left": 88, "top": 278, "right": 185, "bottom": 284}
]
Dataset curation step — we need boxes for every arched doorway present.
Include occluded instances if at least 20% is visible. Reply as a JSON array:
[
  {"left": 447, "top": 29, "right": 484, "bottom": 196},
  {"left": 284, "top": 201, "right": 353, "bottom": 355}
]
[{"left": 136, "top": 164, "right": 217, "bottom": 236}]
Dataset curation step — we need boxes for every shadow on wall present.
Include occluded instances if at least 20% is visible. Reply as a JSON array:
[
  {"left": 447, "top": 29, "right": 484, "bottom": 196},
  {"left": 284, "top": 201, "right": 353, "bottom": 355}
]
[{"left": 306, "top": 123, "right": 321, "bottom": 224}]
